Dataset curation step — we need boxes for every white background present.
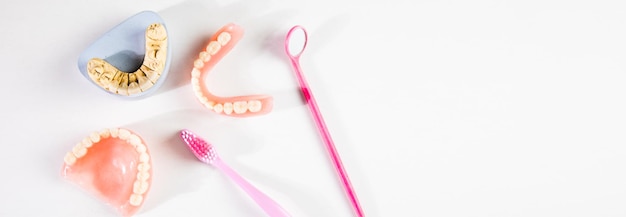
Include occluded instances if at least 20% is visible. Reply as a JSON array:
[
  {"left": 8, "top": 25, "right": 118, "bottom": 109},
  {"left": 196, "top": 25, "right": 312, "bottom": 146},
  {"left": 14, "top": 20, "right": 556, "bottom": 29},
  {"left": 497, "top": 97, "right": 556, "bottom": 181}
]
[{"left": 1, "top": 0, "right": 625, "bottom": 216}]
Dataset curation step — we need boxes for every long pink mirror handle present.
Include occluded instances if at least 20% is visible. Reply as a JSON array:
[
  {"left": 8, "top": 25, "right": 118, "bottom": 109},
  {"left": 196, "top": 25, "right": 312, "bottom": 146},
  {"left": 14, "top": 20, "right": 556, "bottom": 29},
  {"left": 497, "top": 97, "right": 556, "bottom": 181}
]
[{"left": 285, "top": 26, "right": 365, "bottom": 217}]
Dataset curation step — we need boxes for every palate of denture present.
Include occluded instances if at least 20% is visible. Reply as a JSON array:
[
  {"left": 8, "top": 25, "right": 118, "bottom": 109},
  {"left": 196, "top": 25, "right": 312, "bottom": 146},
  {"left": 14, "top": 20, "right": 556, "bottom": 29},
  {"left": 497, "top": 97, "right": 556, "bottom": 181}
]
[
  {"left": 190, "top": 23, "right": 273, "bottom": 117},
  {"left": 86, "top": 23, "right": 167, "bottom": 96},
  {"left": 62, "top": 128, "right": 153, "bottom": 217}
]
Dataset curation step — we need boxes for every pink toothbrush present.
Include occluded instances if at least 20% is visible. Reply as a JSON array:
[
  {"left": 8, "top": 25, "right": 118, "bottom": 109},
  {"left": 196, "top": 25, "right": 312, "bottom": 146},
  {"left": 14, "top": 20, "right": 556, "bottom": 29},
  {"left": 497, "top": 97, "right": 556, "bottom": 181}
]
[
  {"left": 180, "top": 129, "right": 291, "bottom": 217},
  {"left": 284, "top": 26, "right": 365, "bottom": 217}
]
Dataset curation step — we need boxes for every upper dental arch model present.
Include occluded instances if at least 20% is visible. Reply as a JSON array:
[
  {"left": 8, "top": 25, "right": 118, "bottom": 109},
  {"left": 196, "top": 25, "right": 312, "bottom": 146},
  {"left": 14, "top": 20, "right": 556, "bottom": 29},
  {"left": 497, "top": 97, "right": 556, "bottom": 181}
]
[
  {"left": 62, "top": 128, "right": 153, "bottom": 217},
  {"left": 190, "top": 23, "right": 274, "bottom": 117}
]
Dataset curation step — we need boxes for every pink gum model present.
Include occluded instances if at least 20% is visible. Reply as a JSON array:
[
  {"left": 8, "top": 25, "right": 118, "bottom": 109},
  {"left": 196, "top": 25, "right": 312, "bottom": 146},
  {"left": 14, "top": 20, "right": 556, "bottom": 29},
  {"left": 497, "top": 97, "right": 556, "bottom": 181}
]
[
  {"left": 190, "top": 23, "right": 273, "bottom": 117},
  {"left": 62, "top": 128, "right": 153, "bottom": 217}
]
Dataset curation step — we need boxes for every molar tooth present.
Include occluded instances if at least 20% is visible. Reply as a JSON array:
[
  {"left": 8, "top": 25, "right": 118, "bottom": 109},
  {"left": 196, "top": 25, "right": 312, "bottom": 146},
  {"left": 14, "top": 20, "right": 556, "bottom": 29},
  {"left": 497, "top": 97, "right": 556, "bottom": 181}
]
[
  {"left": 137, "top": 163, "right": 151, "bottom": 172},
  {"left": 129, "top": 194, "right": 143, "bottom": 206},
  {"left": 247, "top": 100, "right": 262, "bottom": 112},
  {"left": 199, "top": 51, "right": 210, "bottom": 62},
  {"left": 133, "top": 180, "right": 149, "bottom": 194},
  {"left": 139, "top": 153, "right": 150, "bottom": 163},
  {"left": 191, "top": 68, "right": 201, "bottom": 78},
  {"left": 89, "top": 132, "right": 101, "bottom": 143},
  {"left": 109, "top": 128, "right": 119, "bottom": 138},
  {"left": 213, "top": 104, "right": 223, "bottom": 113},
  {"left": 217, "top": 32, "right": 231, "bottom": 46},
  {"left": 118, "top": 129, "right": 131, "bottom": 140},
  {"left": 206, "top": 41, "right": 221, "bottom": 55},
  {"left": 233, "top": 101, "right": 248, "bottom": 114},
  {"left": 64, "top": 152, "right": 77, "bottom": 165},
  {"left": 72, "top": 145, "right": 87, "bottom": 158},
  {"left": 137, "top": 172, "right": 150, "bottom": 181},
  {"left": 223, "top": 102, "right": 233, "bottom": 114}
]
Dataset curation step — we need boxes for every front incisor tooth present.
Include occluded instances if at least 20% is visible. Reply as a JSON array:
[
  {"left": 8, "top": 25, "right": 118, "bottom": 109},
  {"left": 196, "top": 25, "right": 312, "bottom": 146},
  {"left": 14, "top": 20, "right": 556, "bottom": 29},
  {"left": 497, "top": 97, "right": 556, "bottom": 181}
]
[
  {"left": 213, "top": 104, "right": 223, "bottom": 113},
  {"left": 194, "top": 90, "right": 203, "bottom": 100},
  {"left": 64, "top": 152, "right": 77, "bottom": 165},
  {"left": 128, "top": 82, "right": 141, "bottom": 95},
  {"left": 129, "top": 194, "right": 143, "bottom": 206},
  {"left": 135, "top": 71, "right": 154, "bottom": 92},
  {"left": 139, "top": 153, "right": 150, "bottom": 163},
  {"left": 89, "top": 132, "right": 101, "bottom": 143},
  {"left": 247, "top": 100, "right": 262, "bottom": 112},
  {"left": 118, "top": 129, "right": 131, "bottom": 140},
  {"left": 141, "top": 65, "right": 160, "bottom": 83},
  {"left": 133, "top": 180, "right": 150, "bottom": 194},
  {"left": 206, "top": 41, "right": 221, "bottom": 55},
  {"left": 233, "top": 101, "right": 248, "bottom": 114},
  {"left": 117, "top": 73, "right": 130, "bottom": 96},
  {"left": 223, "top": 102, "right": 233, "bottom": 114},
  {"left": 72, "top": 145, "right": 87, "bottom": 158},
  {"left": 99, "top": 129, "right": 110, "bottom": 139},
  {"left": 107, "top": 71, "right": 123, "bottom": 92},
  {"left": 217, "top": 32, "right": 231, "bottom": 46},
  {"left": 203, "top": 101, "right": 214, "bottom": 109},
  {"left": 136, "top": 143, "right": 147, "bottom": 153},
  {"left": 128, "top": 134, "right": 142, "bottom": 146},
  {"left": 82, "top": 138, "right": 93, "bottom": 148},
  {"left": 200, "top": 96, "right": 208, "bottom": 104},
  {"left": 109, "top": 128, "right": 120, "bottom": 138},
  {"left": 191, "top": 77, "right": 199, "bottom": 86},
  {"left": 193, "top": 59, "right": 204, "bottom": 69},
  {"left": 191, "top": 68, "right": 201, "bottom": 78}
]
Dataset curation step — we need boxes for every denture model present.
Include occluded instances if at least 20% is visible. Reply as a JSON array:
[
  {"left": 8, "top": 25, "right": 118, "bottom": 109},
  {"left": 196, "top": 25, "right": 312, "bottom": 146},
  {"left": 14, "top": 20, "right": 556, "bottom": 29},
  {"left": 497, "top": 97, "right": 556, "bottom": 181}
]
[
  {"left": 62, "top": 128, "right": 153, "bottom": 217},
  {"left": 190, "top": 23, "right": 273, "bottom": 117},
  {"left": 77, "top": 11, "right": 171, "bottom": 98}
]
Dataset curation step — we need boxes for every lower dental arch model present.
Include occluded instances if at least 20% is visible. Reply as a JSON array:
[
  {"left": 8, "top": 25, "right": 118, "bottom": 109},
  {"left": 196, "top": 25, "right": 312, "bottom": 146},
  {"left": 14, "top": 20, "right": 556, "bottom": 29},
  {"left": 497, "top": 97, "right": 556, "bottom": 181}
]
[
  {"left": 190, "top": 23, "right": 274, "bottom": 117},
  {"left": 87, "top": 23, "right": 168, "bottom": 96}
]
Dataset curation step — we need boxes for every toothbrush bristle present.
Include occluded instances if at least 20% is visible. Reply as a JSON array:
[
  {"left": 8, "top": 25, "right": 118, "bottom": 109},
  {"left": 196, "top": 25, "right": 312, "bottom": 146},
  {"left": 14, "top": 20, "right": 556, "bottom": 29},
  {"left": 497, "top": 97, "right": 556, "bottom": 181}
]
[{"left": 180, "top": 129, "right": 217, "bottom": 164}]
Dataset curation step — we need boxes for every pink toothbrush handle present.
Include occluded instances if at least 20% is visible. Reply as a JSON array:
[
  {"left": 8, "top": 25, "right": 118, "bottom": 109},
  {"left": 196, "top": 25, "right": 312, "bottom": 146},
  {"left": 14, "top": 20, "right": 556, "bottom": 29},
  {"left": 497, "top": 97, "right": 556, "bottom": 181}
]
[
  {"left": 213, "top": 158, "right": 292, "bottom": 217},
  {"left": 288, "top": 56, "right": 365, "bottom": 217}
]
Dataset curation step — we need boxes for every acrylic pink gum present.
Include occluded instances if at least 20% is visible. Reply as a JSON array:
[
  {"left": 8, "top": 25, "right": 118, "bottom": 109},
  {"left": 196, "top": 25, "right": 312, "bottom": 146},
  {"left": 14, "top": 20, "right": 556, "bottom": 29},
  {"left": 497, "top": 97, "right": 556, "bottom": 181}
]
[
  {"left": 190, "top": 23, "right": 273, "bottom": 117},
  {"left": 62, "top": 128, "right": 152, "bottom": 217}
]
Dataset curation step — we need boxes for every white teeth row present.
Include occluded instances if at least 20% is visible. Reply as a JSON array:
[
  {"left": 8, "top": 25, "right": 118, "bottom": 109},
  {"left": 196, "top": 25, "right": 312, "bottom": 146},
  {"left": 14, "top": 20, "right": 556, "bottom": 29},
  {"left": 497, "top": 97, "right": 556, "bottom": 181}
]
[
  {"left": 211, "top": 100, "right": 262, "bottom": 114},
  {"left": 63, "top": 128, "right": 152, "bottom": 207},
  {"left": 189, "top": 31, "right": 263, "bottom": 115}
]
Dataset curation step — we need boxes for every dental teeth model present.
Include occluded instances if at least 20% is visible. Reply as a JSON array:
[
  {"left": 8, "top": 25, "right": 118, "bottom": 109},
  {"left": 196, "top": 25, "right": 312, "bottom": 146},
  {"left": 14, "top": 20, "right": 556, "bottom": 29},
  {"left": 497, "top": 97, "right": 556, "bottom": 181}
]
[
  {"left": 77, "top": 11, "right": 171, "bottom": 98},
  {"left": 190, "top": 23, "right": 273, "bottom": 117},
  {"left": 87, "top": 23, "right": 167, "bottom": 96},
  {"left": 62, "top": 128, "right": 153, "bottom": 217}
]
